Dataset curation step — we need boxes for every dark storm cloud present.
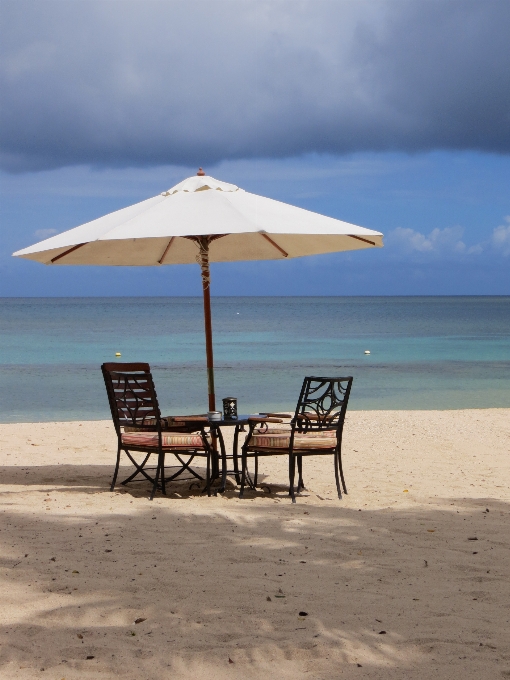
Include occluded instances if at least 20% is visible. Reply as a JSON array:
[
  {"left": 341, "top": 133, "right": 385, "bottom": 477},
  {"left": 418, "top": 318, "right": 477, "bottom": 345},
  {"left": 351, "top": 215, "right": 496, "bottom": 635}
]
[{"left": 1, "top": 0, "right": 509, "bottom": 172}]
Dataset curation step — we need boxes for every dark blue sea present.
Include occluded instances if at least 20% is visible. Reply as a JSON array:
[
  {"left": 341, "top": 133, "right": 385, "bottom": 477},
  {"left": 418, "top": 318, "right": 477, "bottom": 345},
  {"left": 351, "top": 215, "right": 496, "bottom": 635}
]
[{"left": 0, "top": 297, "right": 509, "bottom": 422}]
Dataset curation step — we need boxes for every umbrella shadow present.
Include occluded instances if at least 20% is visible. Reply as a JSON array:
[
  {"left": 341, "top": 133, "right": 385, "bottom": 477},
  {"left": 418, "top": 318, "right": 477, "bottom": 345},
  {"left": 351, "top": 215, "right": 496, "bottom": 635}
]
[{"left": 1, "top": 477, "right": 508, "bottom": 679}]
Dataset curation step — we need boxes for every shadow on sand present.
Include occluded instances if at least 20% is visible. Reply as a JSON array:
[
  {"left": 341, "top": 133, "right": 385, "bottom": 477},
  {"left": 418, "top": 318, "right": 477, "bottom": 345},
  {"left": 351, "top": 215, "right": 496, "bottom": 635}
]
[{"left": 0, "top": 462, "right": 508, "bottom": 679}]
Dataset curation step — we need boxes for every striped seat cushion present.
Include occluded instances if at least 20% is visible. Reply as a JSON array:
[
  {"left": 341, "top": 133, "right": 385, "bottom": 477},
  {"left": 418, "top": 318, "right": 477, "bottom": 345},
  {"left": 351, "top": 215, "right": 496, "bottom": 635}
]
[
  {"left": 254, "top": 427, "right": 336, "bottom": 436},
  {"left": 248, "top": 429, "right": 336, "bottom": 450},
  {"left": 121, "top": 431, "right": 211, "bottom": 449}
]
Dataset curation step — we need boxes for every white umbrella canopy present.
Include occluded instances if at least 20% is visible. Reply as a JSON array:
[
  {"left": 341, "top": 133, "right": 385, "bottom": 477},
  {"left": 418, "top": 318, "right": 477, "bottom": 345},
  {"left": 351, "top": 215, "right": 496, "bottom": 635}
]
[
  {"left": 13, "top": 170, "right": 383, "bottom": 410},
  {"left": 14, "top": 173, "right": 382, "bottom": 265}
]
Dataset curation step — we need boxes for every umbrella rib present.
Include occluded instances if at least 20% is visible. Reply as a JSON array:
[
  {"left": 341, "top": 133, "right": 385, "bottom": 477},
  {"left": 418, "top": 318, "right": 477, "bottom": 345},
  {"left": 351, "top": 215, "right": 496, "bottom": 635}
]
[
  {"left": 259, "top": 233, "right": 288, "bottom": 258},
  {"left": 348, "top": 234, "right": 376, "bottom": 246},
  {"left": 158, "top": 237, "right": 175, "bottom": 264},
  {"left": 50, "top": 243, "right": 87, "bottom": 263}
]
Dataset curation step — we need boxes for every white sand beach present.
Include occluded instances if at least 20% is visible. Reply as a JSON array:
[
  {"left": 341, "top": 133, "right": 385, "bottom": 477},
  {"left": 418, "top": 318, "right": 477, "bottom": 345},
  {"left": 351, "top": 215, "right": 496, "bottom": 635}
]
[{"left": 0, "top": 409, "right": 509, "bottom": 679}]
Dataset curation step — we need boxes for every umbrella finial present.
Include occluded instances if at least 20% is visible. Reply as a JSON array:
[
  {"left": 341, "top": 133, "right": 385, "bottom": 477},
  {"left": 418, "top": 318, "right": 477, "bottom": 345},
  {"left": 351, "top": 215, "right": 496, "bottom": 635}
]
[{"left": 197, "top": 167, "right": 205, "bottom": 176}]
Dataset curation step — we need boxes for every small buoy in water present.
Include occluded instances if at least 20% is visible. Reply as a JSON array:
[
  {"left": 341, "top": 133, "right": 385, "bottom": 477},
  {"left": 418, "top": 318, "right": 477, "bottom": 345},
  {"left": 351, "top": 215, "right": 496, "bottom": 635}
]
[
  {"left": 364, "top": 350, "right": 371, "bottom": 355},
  {"left": 115, "top": 352, "right": 121, "bottom": 357}
]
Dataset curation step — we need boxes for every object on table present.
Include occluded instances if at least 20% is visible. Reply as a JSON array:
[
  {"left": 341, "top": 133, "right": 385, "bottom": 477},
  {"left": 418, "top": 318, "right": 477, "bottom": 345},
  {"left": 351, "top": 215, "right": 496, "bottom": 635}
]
[{"left": 222, "top": 397, "right": 238, "bottom": 420}]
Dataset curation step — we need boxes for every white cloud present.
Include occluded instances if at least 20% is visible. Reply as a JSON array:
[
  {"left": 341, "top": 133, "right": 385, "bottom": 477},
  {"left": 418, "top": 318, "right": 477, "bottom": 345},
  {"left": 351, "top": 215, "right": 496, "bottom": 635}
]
[
  {"left": 34, "top": 228, "right": 57, "bottom": 239},
  {"left": 491, "top": 216, "right": 510, "bottom": 256},
  {"left": 466, "top": 243, "right": 484, "bottom": 255},
  {"left": 387, "top": 225, "right": 468, "bottom": 254},
  {"left": 388, "top": 216, "right": 510, "bottom": 258}
]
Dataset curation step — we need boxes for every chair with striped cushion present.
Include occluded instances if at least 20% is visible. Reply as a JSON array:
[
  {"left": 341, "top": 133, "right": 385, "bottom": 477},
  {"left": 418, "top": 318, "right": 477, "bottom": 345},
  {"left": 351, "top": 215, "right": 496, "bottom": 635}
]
[
  {"left": 102, "top": 363, "right": 214, "bottom": 500},
  {"left": 240, "top": 376, "right": 353, "bottom": 503}
]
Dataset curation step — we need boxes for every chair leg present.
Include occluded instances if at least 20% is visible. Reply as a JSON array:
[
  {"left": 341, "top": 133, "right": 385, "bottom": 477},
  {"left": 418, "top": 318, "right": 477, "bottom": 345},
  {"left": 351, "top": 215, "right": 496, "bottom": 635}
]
[
  {"left": 233, "top": 450, "right": 241, "bottom": 486},
  {"left": 297, "top": 455, "right": 305, "bottom": 491},
  {"left": 338, "top": 448, "right": 348, "bottom": 495},
  {"left": 205, "top": 453, "right": 211, "bottom": 497},
  {"left": 289, "top": 452, "right": 296, "bottom": 503},
  {"left": 254, "top": 455, "right": 259, "bottom": 487},
  {"left": 121, "top": 452, "right": 152, "bottom": 485},
  {"left": 110, "top": 446, "right": 122, "bottom": 491},
  {"left": 160, "top": 452, "right": 166, "bottom": 495},
  {"left": 333, "top": 450, "right": 342, "bottom": 499},
  {"left": 150, "top": 453, "right": 163, "bottom": 501},
  {"left": 165, "top": 453, "right": 203, "bottom": 482},
  {"left": 239, "top": 449, "right": 247, "bottom": 499}
]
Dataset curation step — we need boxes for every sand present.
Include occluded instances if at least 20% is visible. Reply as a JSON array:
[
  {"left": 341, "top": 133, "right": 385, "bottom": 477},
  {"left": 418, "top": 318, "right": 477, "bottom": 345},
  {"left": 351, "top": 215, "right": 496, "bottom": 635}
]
[{"left": 0, "top": 409, "right": 509, "bottom": 680}]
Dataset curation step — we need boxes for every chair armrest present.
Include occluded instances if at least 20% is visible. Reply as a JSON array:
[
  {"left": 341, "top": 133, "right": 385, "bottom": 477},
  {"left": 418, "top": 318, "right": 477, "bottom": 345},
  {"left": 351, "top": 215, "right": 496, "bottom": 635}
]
[
  {"left": 259, "top": 412, "right": 293, "bottom": 419},
  {"left": 295, "top": 413, "right": 335, "bottom": 422},
  {"left": 163, "top": 415, "right": 209, "bottom": 425}
]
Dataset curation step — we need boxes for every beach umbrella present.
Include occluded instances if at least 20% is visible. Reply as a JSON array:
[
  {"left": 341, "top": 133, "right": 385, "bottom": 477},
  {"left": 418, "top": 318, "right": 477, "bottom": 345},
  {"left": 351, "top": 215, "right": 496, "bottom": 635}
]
[{"left": 13, "top": 170, "right": 383, "bottom": 411}]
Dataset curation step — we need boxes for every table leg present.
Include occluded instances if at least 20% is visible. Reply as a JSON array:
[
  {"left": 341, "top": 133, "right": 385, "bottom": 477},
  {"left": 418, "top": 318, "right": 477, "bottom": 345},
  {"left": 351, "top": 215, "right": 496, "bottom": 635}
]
[
  {"left": 210, "top": 428, "right": 219, "bottom": 480},
  {"left": 215, "top": 426, "right": 228, "bottom": 493},
  {"left": 233, "top": 424, "right": 241, "bottom": 485}
]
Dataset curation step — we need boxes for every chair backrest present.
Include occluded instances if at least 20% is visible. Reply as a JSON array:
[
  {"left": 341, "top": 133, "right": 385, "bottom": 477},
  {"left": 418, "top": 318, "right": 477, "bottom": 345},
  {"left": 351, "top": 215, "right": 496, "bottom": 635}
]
[
  {"left": 294, "top": 376, "right": 353, "bottom": 432},
  {"left": 102, "top": 362, "right": 150, "bottom": 374},
  {"left": 101, "top": 363, "right": 161, "bottom": 435}
]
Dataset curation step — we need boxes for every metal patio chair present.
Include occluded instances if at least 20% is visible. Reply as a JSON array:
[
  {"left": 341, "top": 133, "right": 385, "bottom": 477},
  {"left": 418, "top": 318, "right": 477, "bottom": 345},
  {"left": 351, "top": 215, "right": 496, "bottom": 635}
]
[
  {"left": 102, "top": 363, "right": 214, "bottom": 500},
  {"left": 240, "top": 376, "right": 353, "bottom": 503}
]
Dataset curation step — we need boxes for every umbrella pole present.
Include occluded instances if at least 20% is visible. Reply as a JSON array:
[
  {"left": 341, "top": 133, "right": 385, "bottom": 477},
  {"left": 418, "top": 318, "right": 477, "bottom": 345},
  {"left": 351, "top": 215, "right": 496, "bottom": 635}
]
[{"left": 198, "top": 237, "right": 216, "bottom": 412}]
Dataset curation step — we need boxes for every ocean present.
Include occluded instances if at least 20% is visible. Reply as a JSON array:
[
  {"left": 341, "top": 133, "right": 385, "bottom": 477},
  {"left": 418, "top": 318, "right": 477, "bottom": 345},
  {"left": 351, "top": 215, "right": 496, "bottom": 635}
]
[{"left": 0, "top": 296, "right": 509, "bottom": 423}]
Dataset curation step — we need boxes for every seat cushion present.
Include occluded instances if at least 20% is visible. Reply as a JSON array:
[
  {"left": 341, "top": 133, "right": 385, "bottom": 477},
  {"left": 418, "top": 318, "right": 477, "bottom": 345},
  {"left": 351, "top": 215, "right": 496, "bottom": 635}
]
[
  {"left": 248, "top": 429, "right": 336, "bottom": 450},
  {"left": 254, "top": 428, "right": 336, "bottom": 436},
  {"left": 121, "top": 431, "right": 211, "bottom": 449}
]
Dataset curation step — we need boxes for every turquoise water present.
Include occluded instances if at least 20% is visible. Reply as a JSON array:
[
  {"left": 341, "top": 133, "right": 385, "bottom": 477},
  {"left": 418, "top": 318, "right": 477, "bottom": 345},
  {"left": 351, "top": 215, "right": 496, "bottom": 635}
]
[{"left": 0, "top": 297, "right": 509, "bottom": 422}]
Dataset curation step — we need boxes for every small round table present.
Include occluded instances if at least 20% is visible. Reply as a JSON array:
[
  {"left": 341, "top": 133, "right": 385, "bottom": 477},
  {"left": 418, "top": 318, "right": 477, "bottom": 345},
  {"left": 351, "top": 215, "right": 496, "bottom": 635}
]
[{"left": 207, "top": 414, "right": 282, "bottom": 492}]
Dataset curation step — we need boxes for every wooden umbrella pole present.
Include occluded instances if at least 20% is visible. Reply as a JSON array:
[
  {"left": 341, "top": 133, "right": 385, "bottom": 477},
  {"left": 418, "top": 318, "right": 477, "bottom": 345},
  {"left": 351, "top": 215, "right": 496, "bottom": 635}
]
[{"left": 197, "top": 236, "right": 216, "bottom": 412}]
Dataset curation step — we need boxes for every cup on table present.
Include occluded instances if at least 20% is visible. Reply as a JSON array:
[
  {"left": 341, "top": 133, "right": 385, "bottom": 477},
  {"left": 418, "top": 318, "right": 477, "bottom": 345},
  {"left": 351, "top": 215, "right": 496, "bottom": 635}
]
[{"left": 207, "top": 411, "right": 222, "bottom": 421}]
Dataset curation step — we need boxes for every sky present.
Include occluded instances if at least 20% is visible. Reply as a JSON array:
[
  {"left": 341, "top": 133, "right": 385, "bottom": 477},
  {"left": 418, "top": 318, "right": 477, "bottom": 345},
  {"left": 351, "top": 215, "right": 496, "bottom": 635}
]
[{"left": 0, "top": 0, "right": 509, "bottom": 296}]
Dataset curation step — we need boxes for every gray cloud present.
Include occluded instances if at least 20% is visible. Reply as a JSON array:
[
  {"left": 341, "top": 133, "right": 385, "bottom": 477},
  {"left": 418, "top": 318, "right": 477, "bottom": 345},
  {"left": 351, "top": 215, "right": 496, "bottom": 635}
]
[{"left": 1, "top": 0, "right": 509, "bottom": 172}]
